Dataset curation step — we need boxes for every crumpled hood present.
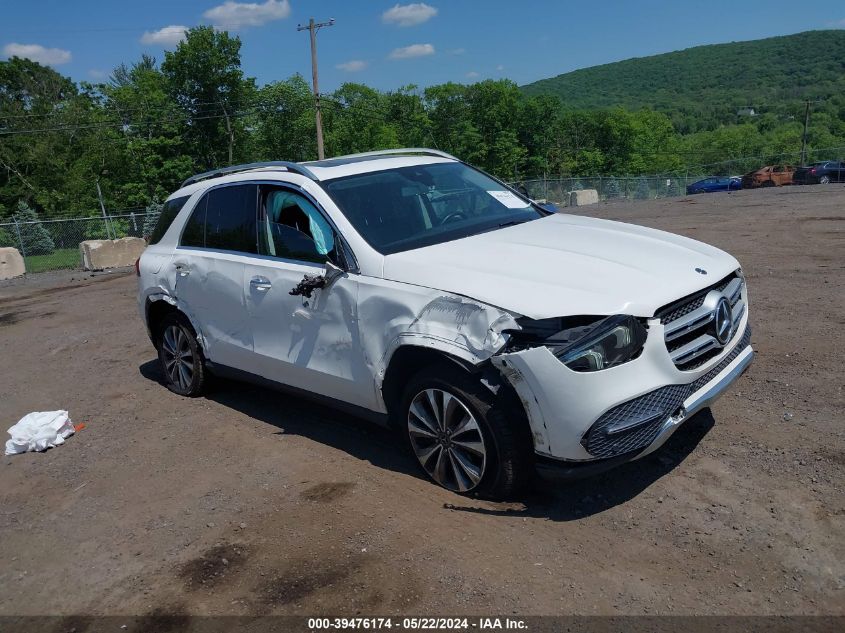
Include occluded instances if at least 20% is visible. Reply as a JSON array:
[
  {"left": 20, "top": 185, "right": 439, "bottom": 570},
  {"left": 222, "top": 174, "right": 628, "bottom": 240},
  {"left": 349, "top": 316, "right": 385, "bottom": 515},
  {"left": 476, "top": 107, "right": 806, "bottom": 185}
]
[{"left": 382, "top": 213, "right": 739, "bottom": 320}]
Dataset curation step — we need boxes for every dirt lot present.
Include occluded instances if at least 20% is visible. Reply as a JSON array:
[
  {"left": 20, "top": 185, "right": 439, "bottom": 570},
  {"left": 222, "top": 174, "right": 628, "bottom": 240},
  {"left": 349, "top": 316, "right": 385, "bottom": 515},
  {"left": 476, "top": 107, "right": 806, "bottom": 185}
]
[{"left": 0, "top": 185, "right": 843, "bottom": 618}]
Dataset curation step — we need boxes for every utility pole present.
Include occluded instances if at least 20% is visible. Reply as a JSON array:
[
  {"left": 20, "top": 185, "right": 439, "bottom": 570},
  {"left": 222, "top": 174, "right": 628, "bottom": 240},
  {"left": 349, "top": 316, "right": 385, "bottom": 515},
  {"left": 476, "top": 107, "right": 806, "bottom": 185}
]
[
  {"left": 96, "top": 175, "right": 113, "bottom": 240},
  {"left": 800, "top": 100, "right": 811, "bottom": 167},
  {"left": 297, "top": 17, "right": 335, "bottom": 160}
]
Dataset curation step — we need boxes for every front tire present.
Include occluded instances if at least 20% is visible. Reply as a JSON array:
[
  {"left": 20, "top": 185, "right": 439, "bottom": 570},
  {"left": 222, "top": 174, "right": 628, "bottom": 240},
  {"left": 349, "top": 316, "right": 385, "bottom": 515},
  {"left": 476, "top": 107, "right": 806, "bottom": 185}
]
[
  {"left": 401, "top": 364, "right": 533, "bottom": 499},
  {"left": 156, "top": 313, "right": 207, "bottom": 397}
]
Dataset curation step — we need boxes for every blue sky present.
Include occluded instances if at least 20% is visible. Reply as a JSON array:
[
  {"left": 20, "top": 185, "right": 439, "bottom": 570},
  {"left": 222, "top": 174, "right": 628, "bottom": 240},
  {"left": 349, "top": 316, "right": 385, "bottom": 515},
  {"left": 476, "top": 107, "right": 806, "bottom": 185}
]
[{"left": 1, "top": 0, "right": 842, "bottom": 90}]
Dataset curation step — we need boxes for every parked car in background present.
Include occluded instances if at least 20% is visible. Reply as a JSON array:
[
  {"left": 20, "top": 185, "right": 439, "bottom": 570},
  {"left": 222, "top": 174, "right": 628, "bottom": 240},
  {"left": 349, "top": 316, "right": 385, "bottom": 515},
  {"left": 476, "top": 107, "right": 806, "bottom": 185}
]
[
  {"left": 741, "top": 165, "right": 794, "bottom": 188},
  {"left": 793, "top": 161, "right": 845, "bottom": 184},
  {"left": 686, "top": 176, "right": 742, "bottom": 194}
]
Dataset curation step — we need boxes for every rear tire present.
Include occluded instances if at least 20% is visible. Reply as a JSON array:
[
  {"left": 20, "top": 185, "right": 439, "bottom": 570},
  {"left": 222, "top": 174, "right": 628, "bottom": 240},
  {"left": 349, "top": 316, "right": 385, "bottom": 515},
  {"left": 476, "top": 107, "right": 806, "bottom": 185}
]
[
  {"left": 820, "top": 175, "right": 831, "bottom": 184},
  {"left": 400, "top": 363, "right": 533, "bottom": 499},
  {"left": 156, "top": 313, "right": 208, "bottom": 397}
]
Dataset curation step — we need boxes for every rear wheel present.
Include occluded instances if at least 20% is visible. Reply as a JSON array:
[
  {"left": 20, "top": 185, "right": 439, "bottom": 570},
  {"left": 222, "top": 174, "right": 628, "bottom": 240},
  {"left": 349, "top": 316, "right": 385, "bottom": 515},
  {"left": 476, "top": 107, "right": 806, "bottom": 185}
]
[
  {"left": 156, "top": 313, "right": 207, "bottom": 397},
  {"left": 401, "top": 364, "right": 533, "bottom": 499},
  {"left": 820, "top": 175, "right": 831, "bottom": 184}
]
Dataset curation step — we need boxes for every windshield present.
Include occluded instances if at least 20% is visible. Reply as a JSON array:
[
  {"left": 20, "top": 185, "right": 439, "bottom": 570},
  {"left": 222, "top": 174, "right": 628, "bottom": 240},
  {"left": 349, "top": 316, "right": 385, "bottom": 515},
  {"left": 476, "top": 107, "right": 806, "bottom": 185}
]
[{"left": 321, "top": 162, "right": 544, "bottom": 254}]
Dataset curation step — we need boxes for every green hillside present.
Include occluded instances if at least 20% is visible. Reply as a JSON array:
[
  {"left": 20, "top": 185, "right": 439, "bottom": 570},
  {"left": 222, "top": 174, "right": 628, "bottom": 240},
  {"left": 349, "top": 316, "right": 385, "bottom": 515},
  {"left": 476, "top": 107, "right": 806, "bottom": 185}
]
[{"left": 521, "top": 30, "right": 845, "bottom": 133}]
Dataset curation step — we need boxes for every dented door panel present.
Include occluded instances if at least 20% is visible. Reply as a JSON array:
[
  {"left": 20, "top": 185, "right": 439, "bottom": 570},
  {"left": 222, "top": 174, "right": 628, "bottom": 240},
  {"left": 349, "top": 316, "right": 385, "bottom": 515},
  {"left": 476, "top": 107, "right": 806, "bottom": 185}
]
[
  {"left": 244, "top": 258, "right": 369, "bottom": 409},
  {"left": 172, "top": 249, "right": 253, "bottom": 370}
]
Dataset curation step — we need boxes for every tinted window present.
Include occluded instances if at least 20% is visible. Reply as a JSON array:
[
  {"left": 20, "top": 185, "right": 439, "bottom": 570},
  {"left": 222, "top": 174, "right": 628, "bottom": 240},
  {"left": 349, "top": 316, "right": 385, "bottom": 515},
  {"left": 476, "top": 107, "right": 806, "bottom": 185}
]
[
  {"left": 148, "top": 195, "right": 189, "bottom": 244},
  {"left": 180, "top": 195, "right": 206, "bottom": 247},
  {"left": 323, "top": 162, "right": 542, "bottom": 255},
  {"left": 259, "top": 186, "right": 337, "bottom": 264},
  {"left": 205, "top": 184, "right": 258, "bottom": 253}
]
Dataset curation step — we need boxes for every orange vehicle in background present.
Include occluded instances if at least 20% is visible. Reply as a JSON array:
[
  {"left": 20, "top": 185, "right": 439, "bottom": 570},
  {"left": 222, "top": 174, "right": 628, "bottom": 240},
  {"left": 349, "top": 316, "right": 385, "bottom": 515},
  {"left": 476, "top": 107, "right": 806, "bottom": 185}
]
[{"left": 741, "top": 165, "right": 795, "bottom": 188}]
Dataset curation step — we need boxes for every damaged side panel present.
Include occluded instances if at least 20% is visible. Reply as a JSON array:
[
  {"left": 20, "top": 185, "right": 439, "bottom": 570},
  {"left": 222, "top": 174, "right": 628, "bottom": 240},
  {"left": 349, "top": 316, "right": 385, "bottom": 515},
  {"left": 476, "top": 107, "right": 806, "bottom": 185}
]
[{"left": 356, "top": 277, "right": 519, "bottom": 411}]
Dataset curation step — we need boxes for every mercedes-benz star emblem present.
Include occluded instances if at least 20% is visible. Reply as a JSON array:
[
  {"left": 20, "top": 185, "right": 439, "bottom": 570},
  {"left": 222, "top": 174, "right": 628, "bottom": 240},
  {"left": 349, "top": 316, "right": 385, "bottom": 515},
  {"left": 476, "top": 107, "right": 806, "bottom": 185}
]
[{"left": 713, "top": 297, "right": 733, "bottom": 345}]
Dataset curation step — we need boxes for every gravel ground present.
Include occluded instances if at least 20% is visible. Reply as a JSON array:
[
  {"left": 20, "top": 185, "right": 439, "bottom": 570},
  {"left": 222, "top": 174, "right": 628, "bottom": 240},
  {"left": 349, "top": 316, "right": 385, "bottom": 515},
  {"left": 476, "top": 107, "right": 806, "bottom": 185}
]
[{"left": 0, "top": 185, "right": 843, "bottom": 618}]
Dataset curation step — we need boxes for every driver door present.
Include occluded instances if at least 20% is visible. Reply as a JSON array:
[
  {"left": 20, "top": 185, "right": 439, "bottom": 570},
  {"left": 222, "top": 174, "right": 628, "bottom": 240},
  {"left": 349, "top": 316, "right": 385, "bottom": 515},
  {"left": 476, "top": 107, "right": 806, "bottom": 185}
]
[{"left": 242, "top": 184, "right": 370, "bottom": 409}]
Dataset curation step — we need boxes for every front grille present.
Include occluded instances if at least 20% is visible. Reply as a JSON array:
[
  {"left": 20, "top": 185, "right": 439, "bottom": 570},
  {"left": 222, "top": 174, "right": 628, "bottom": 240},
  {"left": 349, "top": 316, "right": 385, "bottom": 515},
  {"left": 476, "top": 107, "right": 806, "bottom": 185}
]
[
  {"left": 581, "top": 326, "right": 751, "bottom": 459},
  {"left": 656, "top": 273, "right": 747, "bottom": 370}
]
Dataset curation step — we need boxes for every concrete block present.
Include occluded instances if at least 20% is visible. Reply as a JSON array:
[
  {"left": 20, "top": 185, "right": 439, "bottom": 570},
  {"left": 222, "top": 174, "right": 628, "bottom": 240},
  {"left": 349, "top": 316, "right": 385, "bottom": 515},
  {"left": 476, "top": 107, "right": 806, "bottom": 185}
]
[
  {"left": 79, "top": 237, "right": 146, "bottom": 271},
  {"left": 569, "top": 189, "right": 599, "bottom": 207},
  {"left": 0, "top": 247, "right": 25, "bottom": 280}
]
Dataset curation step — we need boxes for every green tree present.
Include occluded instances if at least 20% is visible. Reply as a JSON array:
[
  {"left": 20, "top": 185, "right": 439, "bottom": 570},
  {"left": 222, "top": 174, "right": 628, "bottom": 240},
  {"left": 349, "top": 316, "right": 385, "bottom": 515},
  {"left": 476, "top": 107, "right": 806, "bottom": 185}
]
[
  {"left": 143, "top": 199, "right": 163, "bottom": 237},
  {"left": 604, "top": 177, "right": 622, "bottom": 199},
  {"left": 104, "top": 55, "right": 195, "bottom": 205},
  {"left": 253, "top": 74, "right": 316, "bottom": 161},
  {"left": 13, "top": 200, "right": 55, "bottom": 255},
  {"left": 325, "top": 83, "right": 399, "bottom": 156},
  {"left": 161, "top": 26, "right": 255, "bottom": 168},
  {"left": 634, "top": 177, "right": 651, "bottom": 200}
]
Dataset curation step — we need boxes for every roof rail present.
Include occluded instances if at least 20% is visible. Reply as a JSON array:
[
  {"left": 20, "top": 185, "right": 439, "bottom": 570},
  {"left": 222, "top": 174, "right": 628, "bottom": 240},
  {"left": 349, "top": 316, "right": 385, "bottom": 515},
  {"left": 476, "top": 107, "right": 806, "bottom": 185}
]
[
  {"left": 308, "top": 148, "right": 459, "bottom": 163},
  {"left": 180, "top": 161, "right": 318, "bottom": 188}
]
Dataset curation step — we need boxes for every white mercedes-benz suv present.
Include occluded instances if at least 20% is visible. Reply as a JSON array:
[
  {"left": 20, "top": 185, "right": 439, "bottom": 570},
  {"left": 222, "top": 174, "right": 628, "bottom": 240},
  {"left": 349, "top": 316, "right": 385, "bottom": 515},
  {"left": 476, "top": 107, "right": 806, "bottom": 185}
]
[{"left": 138, "top": 149, "right": 753, "bottom": 498}]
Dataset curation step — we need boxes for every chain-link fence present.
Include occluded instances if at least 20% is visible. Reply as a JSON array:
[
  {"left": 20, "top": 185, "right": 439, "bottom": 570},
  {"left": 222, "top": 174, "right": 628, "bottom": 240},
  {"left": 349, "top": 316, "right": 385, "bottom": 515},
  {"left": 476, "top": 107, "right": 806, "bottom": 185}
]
[
  {"left": 516, "top": 175, "right": 720, "bottom": 206},
  {"left": 0, "top": 212, "right": 154, "bottom": 274}
]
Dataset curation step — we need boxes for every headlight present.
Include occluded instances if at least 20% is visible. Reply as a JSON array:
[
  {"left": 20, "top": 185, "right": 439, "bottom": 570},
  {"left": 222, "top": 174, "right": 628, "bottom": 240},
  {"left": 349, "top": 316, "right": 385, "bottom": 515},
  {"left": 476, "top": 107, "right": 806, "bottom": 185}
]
[
  {"left": 506, "top": 315, "right": 647, "bottom": 372},
  {"left": 551, "top": 315, "right": 647, "bottom": 371}
]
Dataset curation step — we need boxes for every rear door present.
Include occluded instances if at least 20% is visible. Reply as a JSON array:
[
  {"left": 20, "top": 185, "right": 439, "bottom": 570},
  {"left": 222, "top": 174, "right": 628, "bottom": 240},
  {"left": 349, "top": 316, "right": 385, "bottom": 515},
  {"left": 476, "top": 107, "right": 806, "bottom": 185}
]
[{"left": 172, "top": 183, "right": 258, "bottom": 370}]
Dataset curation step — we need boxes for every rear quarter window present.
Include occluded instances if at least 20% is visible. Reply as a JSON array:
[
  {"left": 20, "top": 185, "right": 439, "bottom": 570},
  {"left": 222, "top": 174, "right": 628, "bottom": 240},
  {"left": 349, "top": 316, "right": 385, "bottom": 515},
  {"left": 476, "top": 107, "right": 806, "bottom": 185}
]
[{"left": 148, "top": 195, "right": 190, "bottom": 244}]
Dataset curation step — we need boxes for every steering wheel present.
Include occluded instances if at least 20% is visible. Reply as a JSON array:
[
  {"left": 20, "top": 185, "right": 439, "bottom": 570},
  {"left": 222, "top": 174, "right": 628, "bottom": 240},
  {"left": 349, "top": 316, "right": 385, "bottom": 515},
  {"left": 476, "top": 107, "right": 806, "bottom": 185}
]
[{"left": 439, "top": 212, "right": 466, "bottom": 226}]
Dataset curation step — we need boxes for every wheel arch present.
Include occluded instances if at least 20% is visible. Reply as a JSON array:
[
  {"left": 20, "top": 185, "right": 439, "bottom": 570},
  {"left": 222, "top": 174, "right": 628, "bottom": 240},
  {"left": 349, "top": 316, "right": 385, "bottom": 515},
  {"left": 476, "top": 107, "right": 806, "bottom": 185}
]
[
  {"left": 145, "top": 295, "right": 201, "bottom": 347},
  {"left": 380, "top": 345, "right": 476, "bottom": 421}
]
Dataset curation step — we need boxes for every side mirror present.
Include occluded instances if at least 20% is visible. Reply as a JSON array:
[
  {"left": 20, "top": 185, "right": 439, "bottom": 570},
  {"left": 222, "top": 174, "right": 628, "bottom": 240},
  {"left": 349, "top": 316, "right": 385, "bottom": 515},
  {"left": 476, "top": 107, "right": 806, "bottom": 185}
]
[
  {"left": 289, "top": 260, "right": 345, "bottom": 298},
  {"left": 533, "top": 200, "right": 559, "bottom": 213},
  {"left": 324, "top": 259, "right": 345, "bottom": 284}
]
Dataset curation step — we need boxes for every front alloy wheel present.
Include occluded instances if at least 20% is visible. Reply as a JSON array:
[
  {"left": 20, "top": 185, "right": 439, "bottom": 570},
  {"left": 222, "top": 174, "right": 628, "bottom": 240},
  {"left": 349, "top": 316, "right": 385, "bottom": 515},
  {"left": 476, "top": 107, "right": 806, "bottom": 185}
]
[{"left": 407, "top": 388, "right": 487, "bottom": 493}]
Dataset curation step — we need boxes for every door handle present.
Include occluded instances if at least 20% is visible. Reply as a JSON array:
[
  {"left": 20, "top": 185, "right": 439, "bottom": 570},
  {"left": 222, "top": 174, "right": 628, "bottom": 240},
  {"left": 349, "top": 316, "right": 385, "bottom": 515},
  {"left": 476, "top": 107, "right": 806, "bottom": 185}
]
[{"left": 249, "top": 276, "right": 272, "bottom": 291}]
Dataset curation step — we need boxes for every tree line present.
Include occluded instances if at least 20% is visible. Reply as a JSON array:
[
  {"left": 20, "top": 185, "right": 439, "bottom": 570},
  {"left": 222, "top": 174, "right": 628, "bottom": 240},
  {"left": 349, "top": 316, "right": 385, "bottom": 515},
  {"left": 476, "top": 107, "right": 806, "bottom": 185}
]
[{"left": 2, "top": 26, "right": 843, "bottom": 222}]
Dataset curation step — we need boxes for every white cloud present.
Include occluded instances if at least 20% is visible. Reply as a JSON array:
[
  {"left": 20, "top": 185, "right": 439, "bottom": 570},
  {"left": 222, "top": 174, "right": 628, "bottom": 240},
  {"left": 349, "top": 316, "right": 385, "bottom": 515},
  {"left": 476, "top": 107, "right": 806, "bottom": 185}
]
[
  {"left": 203, "top": 0, "right": 291, "bottom": 30},
  {"left": 465, "top": 71, "right": 479, "bottom": 78},
  {"left": 382, "top": 3, "right": 438, "bottom": 27},
  {"left": 88, "top": 69, "right": 107, "bottom": 80},
  {"left": 2, "top": 42, "right": 71, "bottom": 66},
  {"left": 448, "top": 48, "right": 466, "bottom": 55},
  {"left": 336, "top": 60, "right": 367, "bottom": 72},
  {"left": 140, "top": 25, "right": 188, "bottom": 47},
  {"left": 389, "top": 43, "right": 435, "bottom": 59}
]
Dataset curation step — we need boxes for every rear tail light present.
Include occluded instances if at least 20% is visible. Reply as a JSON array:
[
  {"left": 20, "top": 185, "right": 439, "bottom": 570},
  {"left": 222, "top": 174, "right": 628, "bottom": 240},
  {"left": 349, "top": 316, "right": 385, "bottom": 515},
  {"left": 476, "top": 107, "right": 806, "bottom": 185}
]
[
  {"left": 134, "top": 258, "right": 141, "bottom": 276},
  {"left": 810, "top": 168, "right": 816, "bottom": 174}
]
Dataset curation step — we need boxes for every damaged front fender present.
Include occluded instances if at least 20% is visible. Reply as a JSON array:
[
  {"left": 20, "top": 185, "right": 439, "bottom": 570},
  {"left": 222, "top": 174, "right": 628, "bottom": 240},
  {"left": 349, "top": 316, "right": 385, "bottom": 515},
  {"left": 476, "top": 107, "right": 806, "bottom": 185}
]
[{"left": 357, "top": 279, "right": 520, "bottom": 411}]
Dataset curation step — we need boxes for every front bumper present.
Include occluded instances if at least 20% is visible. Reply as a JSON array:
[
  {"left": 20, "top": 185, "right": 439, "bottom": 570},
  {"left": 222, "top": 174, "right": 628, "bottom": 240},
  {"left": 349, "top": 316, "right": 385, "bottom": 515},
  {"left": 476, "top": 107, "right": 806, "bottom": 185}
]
[
  {"left": 491, "top": 306, "right": 752, "bottom": 465},
  {"left": 534, "top": 339, "right": 753, "bottom": 480}
]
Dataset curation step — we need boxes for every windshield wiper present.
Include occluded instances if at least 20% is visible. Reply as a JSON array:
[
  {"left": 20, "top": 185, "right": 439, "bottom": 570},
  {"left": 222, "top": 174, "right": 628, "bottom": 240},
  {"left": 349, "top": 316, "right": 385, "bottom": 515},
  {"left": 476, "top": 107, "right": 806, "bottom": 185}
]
[
  {"left": 496, "top": 219, "right": 529, "bottom": 228},
  {"left": 473, "top": 218, "right": 531, "bottom": 237}
]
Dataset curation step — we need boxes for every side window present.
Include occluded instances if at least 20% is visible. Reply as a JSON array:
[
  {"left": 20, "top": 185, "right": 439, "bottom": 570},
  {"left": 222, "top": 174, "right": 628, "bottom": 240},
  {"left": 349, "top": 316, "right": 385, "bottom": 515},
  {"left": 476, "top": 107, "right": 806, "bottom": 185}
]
[
  {"left": 205, "top": 184, "right": 258, "bottom": 253},
  {"left": 180, "top": 195, "right": 207, "bottom": 247},
  {"left": 148, "top": 195, "right": 190, "bottom": 244},
  {"left": 259, "top": 186, "right": 337, "bottom": 265}
]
